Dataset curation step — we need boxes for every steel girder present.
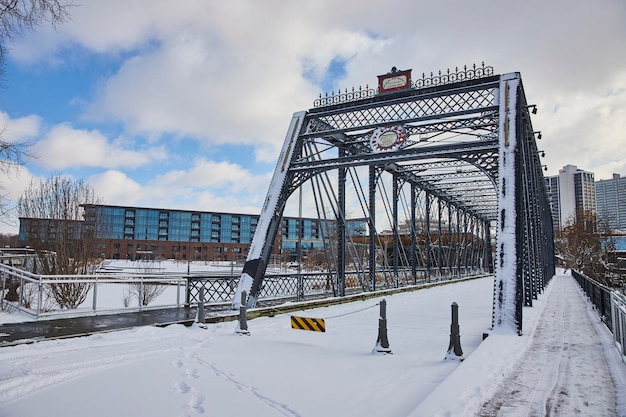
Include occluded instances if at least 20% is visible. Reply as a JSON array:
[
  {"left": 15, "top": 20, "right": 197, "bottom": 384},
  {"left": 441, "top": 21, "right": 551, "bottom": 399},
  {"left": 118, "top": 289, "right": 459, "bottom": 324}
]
[
  {"left": 233, "top": 69, "right": 554, "bottom": 336},
  {"left": 491, "top": 74, "right": 555, "bottom": 334}
]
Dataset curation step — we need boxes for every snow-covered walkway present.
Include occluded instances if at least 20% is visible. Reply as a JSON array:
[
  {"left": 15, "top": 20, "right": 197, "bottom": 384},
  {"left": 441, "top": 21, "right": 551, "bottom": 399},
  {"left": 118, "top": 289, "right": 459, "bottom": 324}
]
[
  {"left": 409, "top": 273, "right": 626, "bottom": 417},
  {"left": 476, "top": 275, "right": 625, "bottom": 416}
]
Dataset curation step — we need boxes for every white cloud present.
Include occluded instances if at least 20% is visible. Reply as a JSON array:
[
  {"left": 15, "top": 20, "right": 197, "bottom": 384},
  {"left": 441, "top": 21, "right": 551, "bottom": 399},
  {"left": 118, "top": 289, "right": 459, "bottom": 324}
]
[
  {"left": 536, "top": 69, "right": 626, "bottom": 179},
  {"left": 189, "top": 191, "right": 265, "bottom": 216},
  {"left": 88, "top": 160, "right": 271, "bottom": 214},
  {"left": 152, "top": 159, "right": 269, "bottom": 191},
  {"left": 0, "top": 113, "right": 43, "bottom": 233},
  {"left": 0, "top": 112, "right": 40, "bottom": 142},
  {"left": 9, "top": 1, "right": 388, "bottom": 152},
  {"left": 87, "top": 170, "right": 144, "bottom": 206},
  {"left": 83, "top": 13, "right": 385, "bottom": 151},
  {"left": 0, "top": 165, "right": 44, "bottom": 234},
  {"left": 32, "top": 124, "right": 168, "bottom": 170}
]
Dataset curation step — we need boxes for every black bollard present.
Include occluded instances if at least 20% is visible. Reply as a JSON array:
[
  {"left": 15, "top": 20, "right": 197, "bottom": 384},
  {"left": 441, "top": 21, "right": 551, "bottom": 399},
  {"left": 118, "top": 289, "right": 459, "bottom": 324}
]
[
  {"left": 4, "top": 278, "right": 20, "bottom": 302},
  {"left": 236, "top": 290, "right": 250, "bottom": 335},
  {"left": 445, "top": 302, "right": 464, "bottom": 360},
  {"left": 373, "top": 299, "right": 392, "bottom": 354}
]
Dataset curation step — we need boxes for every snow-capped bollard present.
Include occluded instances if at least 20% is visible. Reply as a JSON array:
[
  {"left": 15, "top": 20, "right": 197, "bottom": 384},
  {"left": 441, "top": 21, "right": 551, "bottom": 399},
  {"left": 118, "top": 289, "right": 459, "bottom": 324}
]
[
  {"left": 235, "top": 290, "right": 250, "bottom": 335},
  {"left": 4, "top": 277, "right": 20, "bottom": 302},
  {"left": 373, "top": 299, "right": 392, "bottom": 354},
  {"left": 445, "top": 302, "right": 464, "bottom": 360},
  {"left": 196, "top": 286, "right": 205, "bottom": 325}
]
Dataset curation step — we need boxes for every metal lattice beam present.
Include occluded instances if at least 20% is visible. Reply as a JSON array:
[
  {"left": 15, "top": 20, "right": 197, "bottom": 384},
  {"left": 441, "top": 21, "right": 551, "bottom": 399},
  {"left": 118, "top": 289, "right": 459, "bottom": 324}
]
[{"left": 233, "top": 66, "right": 554, "bottom": 336}]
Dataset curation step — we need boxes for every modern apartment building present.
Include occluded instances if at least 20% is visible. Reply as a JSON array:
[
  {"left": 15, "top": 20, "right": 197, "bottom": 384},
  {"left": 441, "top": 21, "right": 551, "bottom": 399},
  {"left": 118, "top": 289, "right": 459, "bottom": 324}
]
[
  {"left": 19, "top": 204, "right": 367, "bottom": 262},
  {"left": 595, "top": 173, "right": 626, "bottom": 233},
  {"left": 544, "top": 165, "right": 596, "bottom": 230}
]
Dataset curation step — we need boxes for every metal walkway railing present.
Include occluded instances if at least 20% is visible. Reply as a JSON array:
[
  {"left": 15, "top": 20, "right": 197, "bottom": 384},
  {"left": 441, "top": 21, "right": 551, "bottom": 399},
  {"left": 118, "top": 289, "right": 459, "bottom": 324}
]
[
  {"left": 1, "top": 262, "right": 486, "bottom": 320},
  {"left": 572, "top": 270, "right": 626, "bottom": 361},
  {"left": 0, "top": 263, "right": 187, "bottom": 319}
]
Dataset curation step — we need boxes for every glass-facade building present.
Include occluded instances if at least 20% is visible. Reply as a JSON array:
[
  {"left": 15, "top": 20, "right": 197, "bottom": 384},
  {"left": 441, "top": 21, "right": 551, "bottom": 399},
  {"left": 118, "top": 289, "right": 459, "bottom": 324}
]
[
  {"left": 84, "top": 205, "right": 259, "bottom": 245},
  {"left": 596, "top": 173, "right": 626, "bottom": 233},
  {"left": 48, "top": 204, "right": 364, "bottom": 261}
]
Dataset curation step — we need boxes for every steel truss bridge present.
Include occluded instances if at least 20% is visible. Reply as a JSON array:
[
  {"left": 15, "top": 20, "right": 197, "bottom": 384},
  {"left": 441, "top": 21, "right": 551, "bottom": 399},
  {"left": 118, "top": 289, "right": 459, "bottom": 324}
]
[{"left": 234, "top": 64, "right": 555, "bottom": 333}]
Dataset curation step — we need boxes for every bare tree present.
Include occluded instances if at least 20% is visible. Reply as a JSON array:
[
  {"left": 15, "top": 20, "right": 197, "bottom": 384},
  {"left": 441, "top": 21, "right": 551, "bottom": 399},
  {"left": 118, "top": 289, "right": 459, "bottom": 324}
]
[
  {"left": 0, "top": 231, "right": 17, "bottom": 246},
  {"left": 0, "top": 127, "right": 35, "bottom": 219},
  {"left": 556, "top": 210, "right": 607, "bottom": 284},
  {"left": 18, "top": 174, "right": 103, "bottom": 308},
  {"left": 0, "top": 1, "right": 73, "bottom": 218},
  {"left": 0, "top": 0, "right": 73, "bottom": 80},
  {"left": 125, "top": 261, "right": 166, "bottom": 307}
]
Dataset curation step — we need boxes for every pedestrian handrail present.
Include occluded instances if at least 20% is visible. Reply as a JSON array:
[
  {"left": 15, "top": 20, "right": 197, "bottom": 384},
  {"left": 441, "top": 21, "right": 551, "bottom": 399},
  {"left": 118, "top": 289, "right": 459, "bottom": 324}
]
[
  {"left": 611, "top": 290, "right": 626, "bottom": 359},
  {"left": 185, "top": 266, "right": 484, "bottom": 306},
  {"left": 0, "top": 263, "right": 187, "bottom": 319},
  {"left": 572, "top": 270, "right": 626, "bottom": 362}
]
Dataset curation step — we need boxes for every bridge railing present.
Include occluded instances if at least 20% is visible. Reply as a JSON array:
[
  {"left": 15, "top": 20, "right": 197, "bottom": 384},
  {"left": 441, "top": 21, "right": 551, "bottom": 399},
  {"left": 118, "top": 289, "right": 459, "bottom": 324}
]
[
  {"left": 572, "top": 270, "right": 626, "bottom": 360},
  {"left": 186, "top": 266, "right": 486, "bottom": 307},
  {"left": 1, "top": 262, "right": 486, "bottom": 319},
  {"left": 0, "top": 263, "right": 187, "bottom": 319}
]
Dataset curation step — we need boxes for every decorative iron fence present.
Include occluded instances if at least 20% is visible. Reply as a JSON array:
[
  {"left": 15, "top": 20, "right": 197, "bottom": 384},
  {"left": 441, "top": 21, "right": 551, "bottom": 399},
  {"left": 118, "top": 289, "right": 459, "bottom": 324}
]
[
  {"left": 186, "top": 266, "right": 483, "bottom": 307},
  {"left": 572, "top": 270, "right": 626, "bottom": 360},
  {"left": 313, "top": 63, "right": 495, "bottom": 108}
]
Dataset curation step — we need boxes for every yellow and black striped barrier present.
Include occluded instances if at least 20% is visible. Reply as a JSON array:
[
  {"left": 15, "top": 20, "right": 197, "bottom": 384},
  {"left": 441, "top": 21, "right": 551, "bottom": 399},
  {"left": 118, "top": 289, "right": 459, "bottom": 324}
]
[{"left": 290, "top": 315, "right": 326, "bottom": 332}]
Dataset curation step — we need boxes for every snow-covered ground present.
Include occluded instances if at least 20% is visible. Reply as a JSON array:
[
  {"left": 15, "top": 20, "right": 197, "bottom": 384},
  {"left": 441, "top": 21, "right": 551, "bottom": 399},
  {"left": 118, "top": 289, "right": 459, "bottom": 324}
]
[
  {"left": 96, "top": 259, "right": 254, "bottom": 275},
  {"left": 0, "top": 271, "right": 624, "bottom": 417}
]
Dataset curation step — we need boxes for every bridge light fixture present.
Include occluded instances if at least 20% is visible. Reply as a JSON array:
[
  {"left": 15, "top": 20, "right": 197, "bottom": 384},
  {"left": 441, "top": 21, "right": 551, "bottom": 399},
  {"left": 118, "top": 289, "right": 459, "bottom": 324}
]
[
  {"left": 538, "top": 150, "right": 545, "bottom": 158},
  {"left": 534, "top": 131, "right": 542, "bottom": 139},
  {"left": 527, "top": 104, "right": 537, "bottom": 114}
]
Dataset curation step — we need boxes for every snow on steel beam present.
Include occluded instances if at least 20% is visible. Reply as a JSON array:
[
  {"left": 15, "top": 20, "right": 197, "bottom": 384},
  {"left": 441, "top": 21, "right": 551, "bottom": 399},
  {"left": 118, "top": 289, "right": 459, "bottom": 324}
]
[
  {"left": 232, "top": 112, "right": 306, "bottom": 309},
  {"left": 493, "top": 73, "right": 522, "bottom": 334}
]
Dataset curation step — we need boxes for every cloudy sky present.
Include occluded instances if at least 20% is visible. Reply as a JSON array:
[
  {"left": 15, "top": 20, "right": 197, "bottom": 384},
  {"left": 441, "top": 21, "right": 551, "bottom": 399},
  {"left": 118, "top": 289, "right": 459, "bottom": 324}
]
[{"left": 1, "top": 0, "right": 625, "bottom": 234}]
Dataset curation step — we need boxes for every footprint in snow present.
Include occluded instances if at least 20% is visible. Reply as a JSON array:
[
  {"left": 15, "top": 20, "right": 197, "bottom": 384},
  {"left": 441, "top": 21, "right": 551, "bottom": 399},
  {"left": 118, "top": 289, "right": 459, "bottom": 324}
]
[
  {"left": 175, "top": 380, "right": 191, "bottom": 394},
  {"left": 185, "top": 368, "right": 199, "bottom": 379},
  {"left": 188, "top": 389, "right": 205, "bottom": 414}
]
